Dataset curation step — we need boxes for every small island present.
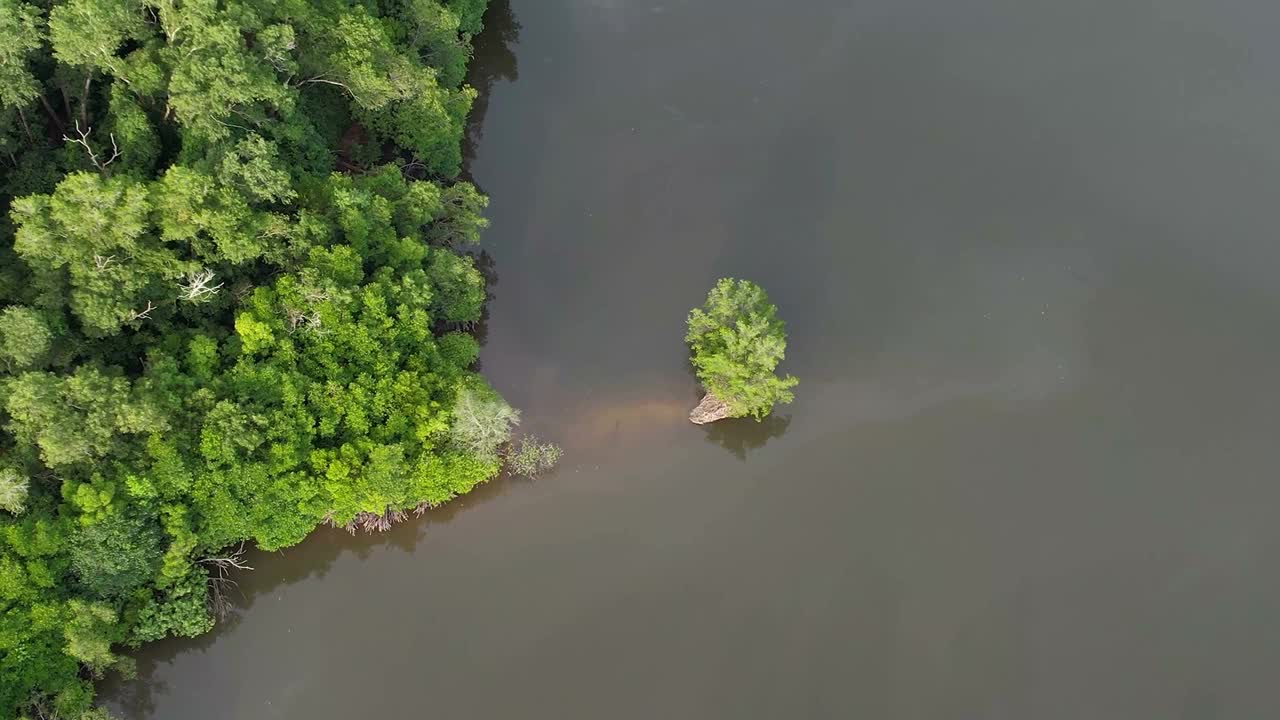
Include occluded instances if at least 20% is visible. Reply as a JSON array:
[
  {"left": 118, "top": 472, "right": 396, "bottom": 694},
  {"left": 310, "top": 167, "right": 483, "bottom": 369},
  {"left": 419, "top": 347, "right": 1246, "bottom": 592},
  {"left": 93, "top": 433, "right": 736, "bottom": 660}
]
[{"left": 686, "top": 278, "right": 799, "bottom": 424}]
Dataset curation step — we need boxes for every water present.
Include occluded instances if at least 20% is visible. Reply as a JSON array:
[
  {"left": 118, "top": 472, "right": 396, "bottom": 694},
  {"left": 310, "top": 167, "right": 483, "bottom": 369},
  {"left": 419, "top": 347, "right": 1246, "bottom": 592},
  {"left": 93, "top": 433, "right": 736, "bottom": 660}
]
[{"left": 107, "top": 1, "right": 1280, "bottom": 717}]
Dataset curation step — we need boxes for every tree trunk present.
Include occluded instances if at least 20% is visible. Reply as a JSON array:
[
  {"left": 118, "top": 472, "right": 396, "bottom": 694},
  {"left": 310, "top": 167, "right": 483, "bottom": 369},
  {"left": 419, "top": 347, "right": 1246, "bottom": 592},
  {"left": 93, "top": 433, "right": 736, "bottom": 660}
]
[
  {"left": 15, "top": 108, "right": 32, "bottom": 142},
  {"left": 37, "top": 93, "right": 64, "bottom": 133},
  {"left": 689, "top": 393, "right": 731, "bottom": 424}
]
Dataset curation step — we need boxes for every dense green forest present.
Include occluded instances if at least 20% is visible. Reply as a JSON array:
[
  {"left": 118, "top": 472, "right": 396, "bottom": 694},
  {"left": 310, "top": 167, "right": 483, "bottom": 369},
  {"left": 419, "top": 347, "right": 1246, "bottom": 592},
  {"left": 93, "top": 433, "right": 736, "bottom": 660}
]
[{"left": 0, "top": 0, "right": 514, "bottom": 716}]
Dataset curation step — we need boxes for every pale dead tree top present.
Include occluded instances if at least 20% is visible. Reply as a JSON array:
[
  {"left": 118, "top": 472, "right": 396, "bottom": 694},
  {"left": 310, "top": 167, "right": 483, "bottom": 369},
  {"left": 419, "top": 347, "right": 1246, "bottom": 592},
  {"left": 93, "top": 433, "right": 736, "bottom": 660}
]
[
  {"left": 178, "top": 268, "right": 224, "bottom": 303},
  {"left": 63, "top": 119, "right": 121, "bottom": 172},
  {"left": 285, "top": 307, "right": 323, "bottom": 334},
  {"left": 93, "top": 254, "right": 116, "bottom": 271}
]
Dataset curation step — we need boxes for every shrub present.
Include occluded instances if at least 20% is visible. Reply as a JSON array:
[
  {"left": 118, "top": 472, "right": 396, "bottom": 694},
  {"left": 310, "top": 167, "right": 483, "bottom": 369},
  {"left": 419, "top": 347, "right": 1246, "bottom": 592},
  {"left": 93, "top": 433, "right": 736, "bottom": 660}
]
[{"left": 507, "top": 436, "right": 562, "bottom": 478}]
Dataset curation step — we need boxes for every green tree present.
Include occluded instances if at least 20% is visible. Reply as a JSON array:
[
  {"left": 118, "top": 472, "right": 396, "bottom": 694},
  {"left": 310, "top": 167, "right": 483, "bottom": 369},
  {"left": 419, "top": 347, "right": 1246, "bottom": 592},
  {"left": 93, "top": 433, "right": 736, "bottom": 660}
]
[
  {"left": 0, "top": 0, "right": 45, "bottom": 112},
  {"left": 64, "top": 599, "right": 125, "bottom": 676},
  {"left": 0, "top": 305, "right": 52, "bottom": 370},
  {"left": 48, "top": 0, "right": 148, "bottom": 78},
  {"left": 11, "top": 172, "right": 190, "bottom": 336},
  {"left": 70, "top": 512, "right": 163, "bottom": 597},
  {"left": 686, "top": 278, "right": 799, "bottom": 420}
]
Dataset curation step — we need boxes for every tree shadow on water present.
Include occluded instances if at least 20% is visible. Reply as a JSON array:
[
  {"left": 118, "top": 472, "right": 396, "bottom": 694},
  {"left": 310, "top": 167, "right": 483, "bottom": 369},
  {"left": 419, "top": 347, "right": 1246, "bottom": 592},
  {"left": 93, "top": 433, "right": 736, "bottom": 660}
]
[
  {"left": 702, "top": 413, "right": 792, "bottom": 461},
  {"left": 461, "top": 0, "right": 522, "bottom": 181}
]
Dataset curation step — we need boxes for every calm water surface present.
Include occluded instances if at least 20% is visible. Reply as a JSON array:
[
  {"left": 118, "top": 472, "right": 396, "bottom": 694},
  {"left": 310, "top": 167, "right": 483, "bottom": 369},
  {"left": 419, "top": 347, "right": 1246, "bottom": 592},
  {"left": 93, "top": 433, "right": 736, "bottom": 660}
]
[{"left": 108, "top": 1, "right": 1280, "bottom": 717}]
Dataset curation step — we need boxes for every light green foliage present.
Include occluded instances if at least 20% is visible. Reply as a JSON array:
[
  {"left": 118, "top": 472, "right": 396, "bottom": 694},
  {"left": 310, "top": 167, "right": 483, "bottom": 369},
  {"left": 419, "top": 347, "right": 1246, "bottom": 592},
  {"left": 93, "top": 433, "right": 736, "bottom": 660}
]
[
  {"left": 0, "top": 306, "right": 52, "bottom": 370},
  {"left": 447, "top": 0, "right": 489, "bottom": 35},
  {"left": 218, "top": 134, "right": 296, "bottom": 204},
  {"left": 64, "top": 600, "right": 124, "bottom": 675},
  {"left": 507, "top": 436, "right": 563, "bottom": 478},
  {"left": 161, "top": 9, "right": 294, "bottom": 143},
  {"left": 430, "top": 182, "right": 489, "bottom": 246},
  {"left": 11, "top": 172, "right": 191, "bottom": 336},
  {"left": 0, "top": 0, "right": 45, "bottom": 110},
  {"left": 426, "top": 248, "right": 486, "bottom": 323},
  {"left": 48, "top": 0, "right": 148, "bottom": 76},
  {"left": 450, "top": 386, "right": 519, "bottom": 461},
  {"left": 686, "top": 278, "right": 799, "bottom": 420},
  {"left": 4, "top": 367, "right": 166, "bottom": 468},
  {"left": 0, "top": 466, "right": 28, "bottom": 514},
  {"left": 0, "top": 0, "right": 500, "bottom": 716}
]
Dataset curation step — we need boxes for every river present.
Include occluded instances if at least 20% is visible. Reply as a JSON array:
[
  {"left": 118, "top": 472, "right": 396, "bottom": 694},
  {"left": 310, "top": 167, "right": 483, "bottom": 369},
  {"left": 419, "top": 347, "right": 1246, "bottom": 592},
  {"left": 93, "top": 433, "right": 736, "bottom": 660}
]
[{"left": 107, "top": 0, "right": 1280, "bottom": 717}]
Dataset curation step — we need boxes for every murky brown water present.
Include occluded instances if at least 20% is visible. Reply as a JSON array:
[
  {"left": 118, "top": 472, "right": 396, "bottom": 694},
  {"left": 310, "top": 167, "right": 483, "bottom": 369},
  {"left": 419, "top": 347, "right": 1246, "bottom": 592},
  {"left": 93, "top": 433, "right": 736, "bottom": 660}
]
[{"left": 108, "top": 1, "right": 1280, "bottom": 717}]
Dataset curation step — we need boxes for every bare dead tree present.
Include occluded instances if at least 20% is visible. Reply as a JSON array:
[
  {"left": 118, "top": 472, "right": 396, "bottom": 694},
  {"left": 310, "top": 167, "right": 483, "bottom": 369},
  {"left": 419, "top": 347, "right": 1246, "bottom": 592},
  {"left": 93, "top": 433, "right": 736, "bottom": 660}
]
[
  {"left": 178, "top": 268, "right": 224, "bottom": 303},
  {"left": 93, "top": 254, "right": 116, "bottom": 271},
  {"left": 63, "top": 119, "right": 121, "bottom": 172},
  {"left": 285, "top": 307, "right": 323, "bottom": 333},
  {"left": 283, "top": 285, "right": 330, "bottom": 333}
]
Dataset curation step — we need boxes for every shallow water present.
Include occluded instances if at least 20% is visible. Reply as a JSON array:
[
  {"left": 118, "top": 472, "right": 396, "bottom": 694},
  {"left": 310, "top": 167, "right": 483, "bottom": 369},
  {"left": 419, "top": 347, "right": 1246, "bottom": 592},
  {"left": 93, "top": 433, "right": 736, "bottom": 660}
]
[{"left": 108, "top": 1, "right": 1280, "bottom": 717}]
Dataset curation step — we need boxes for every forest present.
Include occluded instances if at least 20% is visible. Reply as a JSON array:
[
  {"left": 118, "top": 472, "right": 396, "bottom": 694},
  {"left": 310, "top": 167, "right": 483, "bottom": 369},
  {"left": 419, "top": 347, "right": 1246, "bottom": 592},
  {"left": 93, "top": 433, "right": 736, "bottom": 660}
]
[{"left": 0, "top": 0, "right": 507, "bottom": 716}]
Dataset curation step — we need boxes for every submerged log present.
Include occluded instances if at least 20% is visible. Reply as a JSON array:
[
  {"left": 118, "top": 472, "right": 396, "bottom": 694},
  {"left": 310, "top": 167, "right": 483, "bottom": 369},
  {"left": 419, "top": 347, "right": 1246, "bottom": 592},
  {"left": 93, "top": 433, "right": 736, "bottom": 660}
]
[{"left": 689, "top": 392, "right": 731, "bottom": 424}]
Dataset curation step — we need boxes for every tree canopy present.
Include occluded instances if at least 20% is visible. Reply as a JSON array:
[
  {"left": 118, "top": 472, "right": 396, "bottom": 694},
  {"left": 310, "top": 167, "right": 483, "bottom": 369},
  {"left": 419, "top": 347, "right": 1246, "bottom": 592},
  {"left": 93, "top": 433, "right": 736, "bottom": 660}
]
[
  {"left": 686, "top": 278, "right": 799, "bottom": 420},
  {"left": 0, "top": 1, "right": 506, "bottom": 717}
]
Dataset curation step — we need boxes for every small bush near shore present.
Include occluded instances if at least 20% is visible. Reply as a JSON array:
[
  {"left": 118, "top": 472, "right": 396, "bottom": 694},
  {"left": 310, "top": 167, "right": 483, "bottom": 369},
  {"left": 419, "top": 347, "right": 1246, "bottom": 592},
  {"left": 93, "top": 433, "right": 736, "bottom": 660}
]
[{"left": 508, "top": 436, "right": 563, "bottom": 478}]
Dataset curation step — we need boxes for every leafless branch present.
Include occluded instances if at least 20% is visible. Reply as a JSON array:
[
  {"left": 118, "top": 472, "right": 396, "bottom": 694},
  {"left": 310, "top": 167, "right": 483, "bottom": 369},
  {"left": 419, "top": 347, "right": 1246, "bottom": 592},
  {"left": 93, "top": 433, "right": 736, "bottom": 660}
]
[
  {"left": 297, "top": 75, "right": 365, "bottom": 106},
  {"left": 126, "top": 300, "right": 156, "bottom": 322},
  {"left": 197, "top": 542, "right": 254, "bottom": 572},
  {"left": 199, "top": 542, "right": 253, "bottom": 620},
  {"left": 285, "top": 307, "right": 323, "bottom": 333},
  {"left": 178, "top": 268, "right": 224, "bottom": 303},
  {"left": 232, "top": 280, "right": 255, "bottom": 301},
  {"left": 93, "top": 254, "right": 116, "bottom": 271},
  {"left": 63, "top": 119, "right": 120, "bottom": 172}
]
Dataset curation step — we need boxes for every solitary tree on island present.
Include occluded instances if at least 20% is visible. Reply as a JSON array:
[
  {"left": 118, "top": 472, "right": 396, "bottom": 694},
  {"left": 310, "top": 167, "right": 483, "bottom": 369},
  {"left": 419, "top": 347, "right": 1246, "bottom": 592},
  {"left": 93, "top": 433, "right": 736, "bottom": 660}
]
[{"left": 686, "top": 278, "right": 798, "bottom": 423}]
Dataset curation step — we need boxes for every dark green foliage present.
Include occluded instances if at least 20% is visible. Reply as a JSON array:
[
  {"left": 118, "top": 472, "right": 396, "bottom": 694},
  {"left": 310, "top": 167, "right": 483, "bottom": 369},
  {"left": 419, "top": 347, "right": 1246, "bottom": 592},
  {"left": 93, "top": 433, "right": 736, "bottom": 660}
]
[
  {"left": 71, "top": 514, "right": 162, "bottom": 599},
  {"left": 686, "top": 278, "right": 799, "bottom": 420},
  {"left": 0, "top": 0, "right": 497, "bottom": 716}
]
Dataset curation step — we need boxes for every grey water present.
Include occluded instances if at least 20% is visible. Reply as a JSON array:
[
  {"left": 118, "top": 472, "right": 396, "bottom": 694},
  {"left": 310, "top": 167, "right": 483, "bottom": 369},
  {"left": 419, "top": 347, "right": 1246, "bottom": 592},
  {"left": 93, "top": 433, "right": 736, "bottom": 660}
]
[{"left": 108, "top": 0, "right": 1280, "bottom": 717}]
